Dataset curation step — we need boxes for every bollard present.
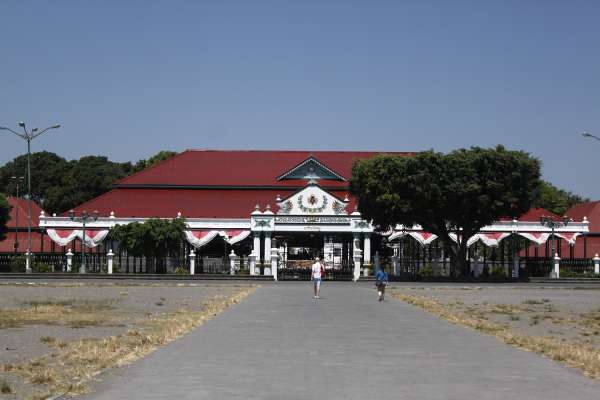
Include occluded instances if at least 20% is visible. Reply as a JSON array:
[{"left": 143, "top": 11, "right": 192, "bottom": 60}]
[
  {"left": 353, "top": 248, "right": 363, "bottom": 282},
  {"left": 107, "top": 249, "right": 114, "bottom": 274},
  {"left": 248, "top": 252, "right": 257, "bottom": 276},
  {"left": 270, "top": 248, "right": 279, "bottom": 281},
  {"left": 66, "top": 249, "right": 73, "bottom": 272},
  {"left": 553, "top": 253, "right": 560, "bottom": 279},
  {"left": 229, "top": 250, "right": 237, "bottom": 276},
  {"left": 190, "top": 249, "right": 196, "bottom": 275},
  {"left": 593, "top": 254, "right": 600, "bottom": 275},
  {"left": 25, "top": 252, "right": 32, "bottom": 273}
]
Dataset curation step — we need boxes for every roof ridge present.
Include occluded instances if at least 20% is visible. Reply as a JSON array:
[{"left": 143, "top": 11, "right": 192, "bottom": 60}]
[{"left": 184, "top": 148, "right": 417, "bottom": 154}]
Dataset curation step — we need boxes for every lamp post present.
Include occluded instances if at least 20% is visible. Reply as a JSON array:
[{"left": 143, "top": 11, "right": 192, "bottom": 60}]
[
  {"left": 10, "top": 176, "right": 25, "bottom": 252},
  {"left": 582, "top": 132, "right": 600, "bottom": 142},
  {"left": 68, "top": 210, "right": 99, "bottom": 273},
  {"left": 539, "top": 215, "right": 571, "bottom": 259},
  {"left": 1, "top": 122, "right": 61, "bottom": 273}
]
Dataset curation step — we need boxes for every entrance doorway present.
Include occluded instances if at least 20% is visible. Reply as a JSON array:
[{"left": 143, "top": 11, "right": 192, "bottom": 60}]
[{"left": 274, "top": 232, "right": 354, "bottom": 280}]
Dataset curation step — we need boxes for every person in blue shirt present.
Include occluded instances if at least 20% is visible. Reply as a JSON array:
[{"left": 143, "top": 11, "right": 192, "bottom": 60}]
[{"left": 375, "top": 268, "right": 388, "bottom": 302}]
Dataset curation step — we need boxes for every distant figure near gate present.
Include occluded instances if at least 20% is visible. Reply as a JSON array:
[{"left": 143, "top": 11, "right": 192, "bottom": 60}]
[{"left": 311, "top": 257, "right": 324, "bottom": 299}]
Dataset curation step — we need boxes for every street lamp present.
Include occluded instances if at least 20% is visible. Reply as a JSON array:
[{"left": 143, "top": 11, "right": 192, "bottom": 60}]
[
  {"left": 10, "top": 176, "right": 25, "bottom": 251},
  {"left": 1, "top": 122, "right": 61, "bottom": 272},
  {"left": 582, "top": 132, "right": 600, "bottom": 142},
  {"left": 539, "top": 215, "right": 571, "bottom": 258},
  {"left": 68, "top": 210, "right": 99, "bottom": 273}
]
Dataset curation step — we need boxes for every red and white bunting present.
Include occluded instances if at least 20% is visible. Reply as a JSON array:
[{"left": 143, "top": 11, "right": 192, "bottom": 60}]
[
  {"left": 469, "top": 232, "right": 511, "bottom": 247},
  {"left": 554, "top": 232, "right": 581, "bottom": 245},
  {"left": 185, "top": 230, "right": 251, "bottom": 248},
  {"left": 408, "top": 231, "right": 438, "bottom": 245},
  {"left": 516, "top": 232, "right": 551, "bottom": 245},
  {"left": 46, "top": 229, "right": 109, "bottom": 248}
]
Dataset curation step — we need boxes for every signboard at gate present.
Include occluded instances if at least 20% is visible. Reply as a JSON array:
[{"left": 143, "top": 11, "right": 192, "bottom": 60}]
[{"left": 274, "top": 216, "right": 350, "bottom": 225}]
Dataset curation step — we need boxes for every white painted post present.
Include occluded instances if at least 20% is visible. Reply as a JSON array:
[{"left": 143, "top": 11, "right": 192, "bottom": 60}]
[
  {"left": 353, "top": 248, "right": 362, "bottom": 282},
  {"left": 66, "top": 249, "right": 73, "bottom": 272},
  {"left": 363, "top": 234, "right": 371, "bottom": 265},
  {"left": 189, "top": 249, "right": 196, "bottom": 275},
  {"left": 248, "top": 252, "right": 257, "bottom": 276},
  {"left": 553, "top": 253, "right": 560, "bottom": 279},
  {"left": 264, "top": 233, "right": 271, "bottom": 268},
  {"left": 107, "top": 249, "right": 114, "bottom": 274},
  {"left": 229, "top": 250, "right": 237, "bottom": 276},
  {"left": 271, "top": 248, "right": 279, "bottom": 281},
  {"left": 25, "top": 252, "right": 32, "bottom": 273},
  {"left": 253, "top": 234, "right": 261, "bottom": 263},
  {"left": 593, "top": 254, "right": 600, "bottom": 275}
]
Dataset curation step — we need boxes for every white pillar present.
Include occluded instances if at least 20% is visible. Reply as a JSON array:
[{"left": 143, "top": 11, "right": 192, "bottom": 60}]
[
  {"left": 363, "top": 235, "right": 371, "bottom": 265},
  {"left": 107, "top": 249, "right": 114, "bottom": 274},
  {"left": 189, "top": 249, "right": 196, "bottom": 275},
  {"left": 66, "top": 249, "right": 73, "bottom": 272},
  {"left": 553, "top": 253, "right": 560, "bottom": 279},
  {"left": 271, "top": 248, "right": 279, "bottom": 281},
  {"left": 253, "top": 234, "right": 261, "bottom": 262},
  {"left": 229, "top": 250, "right": 237, "bottom": 276},
  {"left": 25, "top": 252, "right": 32, "bottom": 273},
  {"left": 263, "top": 233, "right": 271, "bottom": 274},
  {"left": 593, "top": 254, "right": 600, "bottom": 275},
  {"left": 353, "top": 248, "right": 362, "bottom": 282},
  {"left": 248, "top": 252, "right": 257, "bottom": 276},
  {"left": 512, "top": 254, "right": 519, "bottom": 279}
]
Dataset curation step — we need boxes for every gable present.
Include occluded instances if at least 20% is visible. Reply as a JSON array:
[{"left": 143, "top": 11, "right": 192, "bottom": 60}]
[
  {"left": 277, "top": 156, "right": 346, "bottom": 182},
  {"left": 276, "top": 185, "right": 348, "bottom": 216}
]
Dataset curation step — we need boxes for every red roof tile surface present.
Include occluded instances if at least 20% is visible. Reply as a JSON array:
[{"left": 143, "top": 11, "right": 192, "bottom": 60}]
[
  {"left": 567, "top": 201, "right": 600, "bottom": 232},
  {"left": 117, "top": 150, "right": 413, "bottom": 187},
  {"left": 5, "top": 197, "right": 45, "bottom": 228}
]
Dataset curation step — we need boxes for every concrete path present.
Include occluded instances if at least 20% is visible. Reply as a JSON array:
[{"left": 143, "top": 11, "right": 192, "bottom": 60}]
[{"left": 82, "top": 283, "right": 599, "bottom": 400}]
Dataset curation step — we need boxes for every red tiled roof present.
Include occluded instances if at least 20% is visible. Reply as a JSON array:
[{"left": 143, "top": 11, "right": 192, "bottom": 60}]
[
  {"left": 499, "top": 208, "right": 558, "bottom": 222},
  {"left": 6, "top": 197, "right": 45, "bottom": 228},
  {"left": 567, "top": 201, "right": 600, "bottom": 232},
  {"left": 117, "top": 150, "right": 414, "bottom": 187},
  {"left": 0, "top": 232, "right": 56, "bottom": 253},
  {"left": 72, "top": 188, "right": 357, "bottom": 219}
]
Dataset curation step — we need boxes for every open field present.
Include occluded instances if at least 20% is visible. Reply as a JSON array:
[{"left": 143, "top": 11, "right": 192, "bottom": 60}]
[
  {"left": 0, "top": 281, "right": 256, "bottom": 400},
  {"left": 389, "top": 284, "right": 600, "bottom": 378}
]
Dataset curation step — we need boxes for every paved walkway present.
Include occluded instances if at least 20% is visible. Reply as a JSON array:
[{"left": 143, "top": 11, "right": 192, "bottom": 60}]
[{"left": 82, "top": 283, "right": 599, "bottom": 400}]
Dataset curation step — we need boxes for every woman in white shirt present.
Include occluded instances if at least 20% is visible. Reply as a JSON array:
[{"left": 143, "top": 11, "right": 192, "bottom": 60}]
[{"left": 311, "top": 257, "right": 323, "bottom": 299}]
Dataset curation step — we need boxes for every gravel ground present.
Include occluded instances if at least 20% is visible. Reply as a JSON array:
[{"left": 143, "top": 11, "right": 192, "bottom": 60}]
[
  {"left": 388, "top": 284, "right": 600, "bottom": 348},
  {"left": 0, "top": 281, "right": 250, "bottom": 399}
]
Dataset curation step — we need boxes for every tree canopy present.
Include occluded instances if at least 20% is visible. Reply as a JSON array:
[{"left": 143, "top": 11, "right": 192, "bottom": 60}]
[
  {"left": 349, "top": 146, "right": 542, "bottom": 275},
  {"left": 110, "top": 218, "right": 186, "bottom": 273},
  {"left": 0, "top": 150, "right": 177, "bottom": 215},
  {"left": 533, "top": 181, "right": 588, "bottom": 215},
  {"left": 0, "top": 194, "right": 11, "bottom": 241}
]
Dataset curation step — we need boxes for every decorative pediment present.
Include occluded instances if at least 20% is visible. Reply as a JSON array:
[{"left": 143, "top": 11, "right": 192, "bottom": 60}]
[
  {"left": 277, "top": 156, "right": 346, "bottom": 182},
  {"left": 277, "top": 185, "right": 348, "bottom": 215}
]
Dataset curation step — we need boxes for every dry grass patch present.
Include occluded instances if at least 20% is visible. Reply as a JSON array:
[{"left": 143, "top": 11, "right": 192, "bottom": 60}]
[
  {"left": 3, "top": 286, "right": 256, "bottom": 398},
  {"left": 390, "top": 290, "right": 600, "bottom": 379},
  {"left": 0, "top": 298, "right": 122, "bottom": 330}
]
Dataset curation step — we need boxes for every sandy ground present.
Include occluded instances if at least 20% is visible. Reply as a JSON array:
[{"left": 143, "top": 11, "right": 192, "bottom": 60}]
[
  {"left": 388, "top": 285, "right": 600, "bottom": 349},
  {"left": 0, "top": 281, "right": 250, "bottom": 399}
]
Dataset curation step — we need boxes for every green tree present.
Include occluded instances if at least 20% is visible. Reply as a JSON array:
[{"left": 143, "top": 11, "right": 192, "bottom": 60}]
[
  {"left": 350, "top": 146, "right": 542, "bottom": 275},
  {"left": 0, "top": 193, "right": 11, "bottom": 241},
  {"left": 110, "top": 218, "right": 186, "bottom": 273},
  {"left": 533, "top": 181, "right": 588, "bottom": 215},
  {"left": 43, "top": 156, "right": 133, "bottom": 214},
  {"left": 0, "top": 151, "right": 70, "bottom": 204},
  {"left": 132, "top": 151, "right": 177, "bottom": 173}
]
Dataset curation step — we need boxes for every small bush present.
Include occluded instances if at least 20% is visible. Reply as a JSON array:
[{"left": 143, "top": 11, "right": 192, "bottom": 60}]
[
  {"left": 9, "top": 255, "right": 26, "bottom": 272},
  {"left": 490, "top": 266, "right": 507, "bottom": 278},
  {"left": 32, "top": 262, "right": 53, "bottom": 273},
  {"left": 174, "top": 267, "right": 188, "bottom": 275},
  {"left": 418, "top": 264, "right": 435, "bottom": 277}
]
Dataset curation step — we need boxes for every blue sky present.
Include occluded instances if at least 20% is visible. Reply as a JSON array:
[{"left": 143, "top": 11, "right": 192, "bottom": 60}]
[{"left": 2, "top": 1, "right": 599, "bottom": 199}]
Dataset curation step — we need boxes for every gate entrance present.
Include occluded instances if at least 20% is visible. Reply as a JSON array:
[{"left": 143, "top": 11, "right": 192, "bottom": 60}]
[{"left": 274, "top": 232, "right": 354, "bottom": 280}]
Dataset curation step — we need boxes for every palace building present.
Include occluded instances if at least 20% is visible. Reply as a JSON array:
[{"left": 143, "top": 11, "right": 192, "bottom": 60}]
[{"left": 32, "top": 149, "right": 595, "bottom": 279}]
